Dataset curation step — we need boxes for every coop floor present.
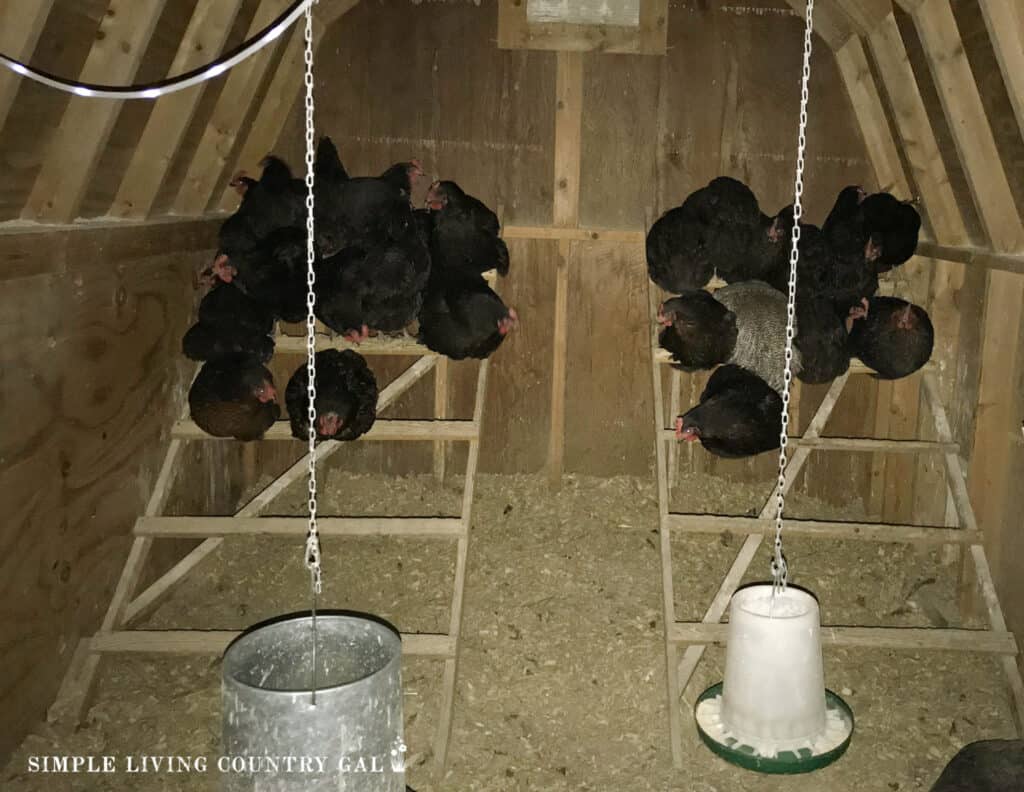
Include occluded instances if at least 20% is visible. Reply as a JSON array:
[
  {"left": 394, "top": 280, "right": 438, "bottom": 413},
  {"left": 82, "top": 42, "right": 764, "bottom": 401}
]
[{"left": 3, "top": 470, "right": 1017, "bottom": 791}]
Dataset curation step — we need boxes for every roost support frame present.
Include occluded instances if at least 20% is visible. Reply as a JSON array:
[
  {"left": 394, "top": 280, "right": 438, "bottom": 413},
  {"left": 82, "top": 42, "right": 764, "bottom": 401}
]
[
  {"left": 49, "top": 308, "right": 497, "bottom": 774},
  {"left": 647, "top": 279, "right": 1024, "bottom": 769}
]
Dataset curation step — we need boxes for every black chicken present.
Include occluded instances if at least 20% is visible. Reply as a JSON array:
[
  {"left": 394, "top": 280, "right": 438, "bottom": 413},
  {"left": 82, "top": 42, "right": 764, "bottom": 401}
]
[
  {"left": 861, "top": 192, "right": 921, "bottom": 272},
  {"left": 674, "top": 364, "right": 783, "bottom": 458},
  {"left": 188, "top": 358, "right": 280, "bottom": 441},
  {"left": 793, "top": 296, "right": 852, "bottom": 383},
  {"left": 314, "top": 237, "right": 431, "bottom": 342},
  {"left": 182, "top": 281, "right": 275, "bottom": 364},
  {"left": 285, "top": 349, "right": 378, "bottom": 441},
  {"left": 848, "top": 296, "right": 933, "bottom": 379},
  {"left": 418, "top": 270, "right": 517, "bottom": 360},
  {"left": 658, "top": 281, "right": 798, "bottom": 393},
  {"left": 425, "top": 180, "right": 509, "bottom": 277},
  {"left": 313, "top": 136, "right": 417, "bottom": 256},
  {"left": 229, "top": 226, "right": 311, "bottom": 323},
  {"left": 213, "top": 156, "right": 305, "bottom": 282},
  {"left": 646, "top": 177, "right": 762, "bottom": 292}
]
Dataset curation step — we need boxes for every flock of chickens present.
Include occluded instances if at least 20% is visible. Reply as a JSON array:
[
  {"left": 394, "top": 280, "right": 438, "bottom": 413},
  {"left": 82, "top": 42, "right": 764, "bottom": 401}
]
[
  {"left": 184, "top": 137, "right": 516, "bottom": 442},
  {"left": 180, "top": 151, "right": 930, "bottom": 457},
  {"left": 648, "top": 177, "right": 931, "bottom": 459}
]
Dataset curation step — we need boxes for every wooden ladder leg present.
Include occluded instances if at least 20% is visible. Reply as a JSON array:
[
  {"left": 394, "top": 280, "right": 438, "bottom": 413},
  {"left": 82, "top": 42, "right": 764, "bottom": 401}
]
[
  {"left": 49, "top": 421, "right": 189, "bottom": 724},
  {"left": 433, "top": 356, "right": 450, "bottom": 484},
  {"left": 667, "top": 369, "right": 681, "bottom": 496},
  {"left": 648, "top": 275, "right": 685, "bottom": 767},
  {"left": 434, "top": 358, "right": 489, "bottom": 770},
  {"left": 922, "top": 374, "right": 1024, "bottom": 734},
  {"left": 547, "top": 240, "right": 570, "bottom": 490}
]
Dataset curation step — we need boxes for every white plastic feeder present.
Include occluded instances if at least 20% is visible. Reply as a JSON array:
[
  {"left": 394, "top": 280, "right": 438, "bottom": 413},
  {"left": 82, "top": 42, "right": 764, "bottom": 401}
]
[
  {"left": 221, "top": 614, "right": 406, "bottom": 791},
  {"left": 695, "top": 585, "right": 853, "bottom": 773}
]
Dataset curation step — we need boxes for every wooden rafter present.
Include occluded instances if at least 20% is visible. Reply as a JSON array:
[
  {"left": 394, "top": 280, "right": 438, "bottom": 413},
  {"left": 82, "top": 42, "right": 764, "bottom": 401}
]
[
  {"left": 783, "top": 0, "right": 854, "bottom": 51},
  {"left": 833, "top": 0, "right": 894, "bottom": 35},
  {"left": 833, "top": 36, "right": 910, "bottom": 194},
  {"left": 863, "top": 9, "right": 968, "bottom": 244},
  {"left": 899, "top": 0, "right": 1024, "bottom": 251},
  {"left": 0, "top": 1, "right": 54, "bottom": 134},
  {"left": 112, "top": 0, "right": 245, "bottom": 219},
  {"left": 213, "top": 0, "right": 361, "bottom": 213},
  {"left": 978, "top": 1, "right": 1024, "bottom": 141},
  {"left": 894, "top": 0, "right": 1024, "bottom": 621},
  {"left": 22, "top": 0, "right": 168, "bottom": 223},
  {"left": 171, "top": 0, "right": 294, "bottom": 216}
]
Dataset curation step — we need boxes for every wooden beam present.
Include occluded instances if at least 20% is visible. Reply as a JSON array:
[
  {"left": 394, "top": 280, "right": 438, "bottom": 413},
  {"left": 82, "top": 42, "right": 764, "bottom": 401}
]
[
  {"left": 90, "top": 630, "right": 455, "bottom": 657},
  {"left": 171, "top": 0, "right": 293, "bottom": 216},
  {"left": 866, "top": 12, "right": 969, "bottom": 245},
  {"left": 547, "top": 51, "right": 582, "bottom": 488},
  {"left": 215, "top": 17, "right": 320, "bottom": 212},
  {"left": 22, "top": 1, "right": 167, "bottom": 222},
  {"left": 670, "top": 623, "right": 1018, "bottom": 655},
  {"left": 172, "top": 418, "right": 478, "bottom": 442},
  {"left": 658, "top": 431, "right": 956, "bottom": 453},
  {"left": 666, "top": 514, "right": 983, "bottom": 545},
  {"left": 113, "top": 0, "right": 245, "bottom": 218},
  {"left": 783, "top": 0, "right": 854, "bottom": 51},
  {"left": 969, "top": 273, "right": 1024, "bottom": 570},
  {"left": 135, "top": 516, "right": 464, "bottom": 539},
  {"left": 903, "top": 0, "right": 1024, "bottom": 251},
  {"left": 0, "top": 1, "right": 54, "bottom": 133},
  {"left": 915, "top": 242, "right": 1024, "bottom": 275},
  {"left": 833, "top": 35, "right": 910, "bottom": 194},
  {"left": 502, "top": 225, "right": 645, "bottom": 243},
  {"left": 978, "top": 1, "right": 1024, "bottom": 141},
  {"left": 212, "top": 0, "right": 361, "bottom": 214},
  {"left": 553, "top": 52, "right": 583, "bottom": 228},
  {"left": 833, "top": 0, "right": 894, "bottom": 35}
]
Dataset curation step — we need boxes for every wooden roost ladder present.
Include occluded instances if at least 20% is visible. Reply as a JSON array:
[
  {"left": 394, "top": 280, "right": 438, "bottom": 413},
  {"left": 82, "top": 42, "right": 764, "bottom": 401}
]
[
  {"left": 51, "top": 270, "right": 501, "bottom": 773},
  {"left": 647, "top": 277, "right": 1024, "bottom": 768}
]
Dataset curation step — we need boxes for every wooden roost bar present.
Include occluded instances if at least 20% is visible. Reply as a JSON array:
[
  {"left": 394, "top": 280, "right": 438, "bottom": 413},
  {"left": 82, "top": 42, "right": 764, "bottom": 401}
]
[{"left": 2, "top": 1, "right": 1024, "bottom": 789}]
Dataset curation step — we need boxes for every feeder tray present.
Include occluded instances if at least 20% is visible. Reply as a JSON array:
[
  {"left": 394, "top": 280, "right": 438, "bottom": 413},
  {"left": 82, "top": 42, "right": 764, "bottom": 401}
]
[{"left": 695, "top": 682, "right": 854, "bottom": 774}]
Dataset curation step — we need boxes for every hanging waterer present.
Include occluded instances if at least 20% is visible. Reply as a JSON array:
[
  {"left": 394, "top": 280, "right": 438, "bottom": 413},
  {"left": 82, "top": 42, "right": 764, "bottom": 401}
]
[
  {"left": 219, "top": 5, "right": 406, "bottom": 790},
  {"left": 221, "top": 614, "right": 406, "bottom": 791},
  {"left": 694, "top": 0, "right": 852, "bottom": 773}
]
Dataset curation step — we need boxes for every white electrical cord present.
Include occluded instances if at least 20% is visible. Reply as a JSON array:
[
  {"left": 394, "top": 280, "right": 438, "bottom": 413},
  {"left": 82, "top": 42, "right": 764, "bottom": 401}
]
[
  {"left": 300, "top": 3, "right": 323, "bottom": 706},
  {"left": 0, "top": 0, "right": 316, "bottom": 100},
  {"left": 771, "top": 0, "right": 815, "bottom": 599}
]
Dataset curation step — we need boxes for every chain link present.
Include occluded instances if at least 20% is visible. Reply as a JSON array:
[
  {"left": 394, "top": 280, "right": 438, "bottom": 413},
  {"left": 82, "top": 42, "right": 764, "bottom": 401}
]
[
  {"left": 772, "top": 0, "right": 815, "bottom": 596},
  {"left": 302, "top": 4, "right": 321, "bottom": 596}
]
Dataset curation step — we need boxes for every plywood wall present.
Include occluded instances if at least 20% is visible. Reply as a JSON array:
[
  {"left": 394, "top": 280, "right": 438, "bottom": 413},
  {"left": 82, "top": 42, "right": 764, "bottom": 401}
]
[{"left": 0, "top": 219, "right": 217, "bottom": 759}]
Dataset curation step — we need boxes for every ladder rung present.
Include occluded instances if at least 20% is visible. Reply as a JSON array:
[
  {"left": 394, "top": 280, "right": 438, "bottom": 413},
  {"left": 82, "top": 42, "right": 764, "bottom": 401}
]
[
  {"left": 665, "top": 514, "right": 980, "bottom": 545},
  {"left": 275, "top": 334, "right": 435, "bottom": 356},
  {"left": 135, "top": 516, "right": 465, "bottom": 539},
  {"left": 653, "top": 348, "right": 934, "bottom": 376},
  {"left": 172, "top": 419, "right": 478, "bottom": 442},
  {"left": 89, "top": 630, "right": 456, "bottom": 658},
  {"left": 658, "top": 430, "right": 956, "bottom": 453},
  {"left": 669, "top": 623, "right": 1019, "bottom": 655}
]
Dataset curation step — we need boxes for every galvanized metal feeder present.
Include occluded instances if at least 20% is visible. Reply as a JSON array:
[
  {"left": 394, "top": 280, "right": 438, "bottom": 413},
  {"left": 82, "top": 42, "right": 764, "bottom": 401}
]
[
  {"left": 222, "top": 614, "right": 406, "bottom": 791},
  {"left": 219, "top": 6, "right": 407, "bottom": 791}
]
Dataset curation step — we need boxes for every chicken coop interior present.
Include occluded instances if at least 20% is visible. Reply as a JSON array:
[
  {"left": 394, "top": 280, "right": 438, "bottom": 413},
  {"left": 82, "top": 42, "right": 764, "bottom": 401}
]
[{"left": 3, "top": 0, "right": 1024, "bottom": 790}]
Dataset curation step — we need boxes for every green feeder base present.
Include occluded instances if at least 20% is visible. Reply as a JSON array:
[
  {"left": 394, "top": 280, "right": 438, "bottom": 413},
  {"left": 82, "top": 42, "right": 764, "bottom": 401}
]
[{"left": 694, "top": 682, "right": 854, "bottom": 775}]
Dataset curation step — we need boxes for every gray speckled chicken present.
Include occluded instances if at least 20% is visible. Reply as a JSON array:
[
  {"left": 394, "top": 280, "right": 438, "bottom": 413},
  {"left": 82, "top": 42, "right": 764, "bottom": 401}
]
[{"left": 659, "top": 281, "right": 801, "bottom": 393}]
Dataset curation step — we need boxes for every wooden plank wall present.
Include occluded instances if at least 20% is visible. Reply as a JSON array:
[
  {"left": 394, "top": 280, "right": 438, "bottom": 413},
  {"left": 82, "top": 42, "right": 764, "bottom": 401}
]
[
  {"left": 0, "top": 218, "right": 220, "bottom": 759},
  {"left": 275, "top": 0, "right": 873, "bottom": 493}
]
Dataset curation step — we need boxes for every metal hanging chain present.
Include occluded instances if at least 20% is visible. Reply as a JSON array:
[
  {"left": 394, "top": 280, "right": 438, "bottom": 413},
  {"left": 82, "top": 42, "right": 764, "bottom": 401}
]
[
  {"left": 771, "top": 0, "right": 815, "bottom": 597},
  {"left": 301, "top": 1, "right": 322, "bottom": 705}
]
